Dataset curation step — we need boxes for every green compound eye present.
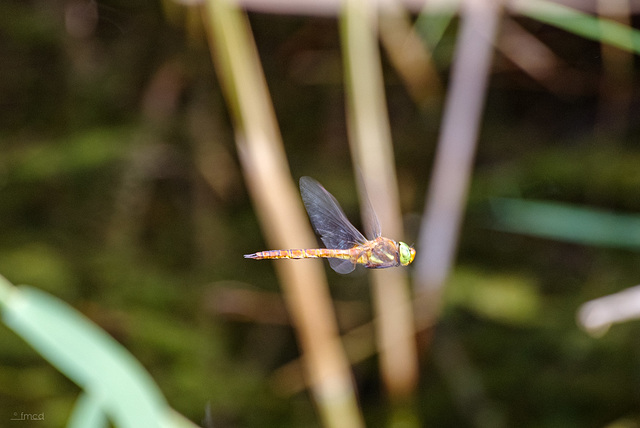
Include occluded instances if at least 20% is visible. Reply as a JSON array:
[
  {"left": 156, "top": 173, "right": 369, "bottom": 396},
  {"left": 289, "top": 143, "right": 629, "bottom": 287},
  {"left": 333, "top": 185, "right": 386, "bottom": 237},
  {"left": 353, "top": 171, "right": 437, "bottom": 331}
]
[{"left": 398, "top": 242, "right": 416, "bottom": 266}]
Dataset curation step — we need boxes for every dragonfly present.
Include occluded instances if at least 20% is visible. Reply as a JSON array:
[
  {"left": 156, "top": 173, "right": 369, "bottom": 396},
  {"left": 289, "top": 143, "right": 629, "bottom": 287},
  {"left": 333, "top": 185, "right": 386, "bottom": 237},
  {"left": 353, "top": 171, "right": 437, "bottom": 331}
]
[{"left": 244, "top": 176, "right": 415, "bottom": 274}]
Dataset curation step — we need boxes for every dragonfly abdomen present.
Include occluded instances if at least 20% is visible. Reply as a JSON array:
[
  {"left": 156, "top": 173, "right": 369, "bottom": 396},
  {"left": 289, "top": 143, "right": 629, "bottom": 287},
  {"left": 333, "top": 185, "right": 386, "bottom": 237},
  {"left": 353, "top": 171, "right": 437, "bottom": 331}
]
[{"left": 244, "top": 248, "right": 352, "bottom": 261}]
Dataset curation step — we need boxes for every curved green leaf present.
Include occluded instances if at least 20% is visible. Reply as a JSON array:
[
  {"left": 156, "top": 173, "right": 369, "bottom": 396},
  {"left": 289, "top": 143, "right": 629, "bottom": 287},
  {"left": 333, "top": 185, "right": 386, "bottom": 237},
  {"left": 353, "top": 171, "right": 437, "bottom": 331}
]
[{"left": 0, "top": 276, "right": 170, "bottom": 428}]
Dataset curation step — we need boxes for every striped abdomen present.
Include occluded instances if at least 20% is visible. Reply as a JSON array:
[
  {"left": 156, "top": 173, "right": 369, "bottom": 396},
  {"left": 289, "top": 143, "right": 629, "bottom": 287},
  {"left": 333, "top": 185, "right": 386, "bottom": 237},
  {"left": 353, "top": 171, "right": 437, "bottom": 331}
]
[{"left": 244, "top": 248, "right": 353, "bottom": 261}]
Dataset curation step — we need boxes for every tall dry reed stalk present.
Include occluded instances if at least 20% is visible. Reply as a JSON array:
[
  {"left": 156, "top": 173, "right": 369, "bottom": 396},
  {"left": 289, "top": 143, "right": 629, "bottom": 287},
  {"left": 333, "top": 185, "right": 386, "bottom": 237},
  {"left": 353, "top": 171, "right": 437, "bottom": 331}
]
[
  {"left": 340, "top": 0, "right": 419, "bottom": 405},
  {"left": 201, "top": 1, "right": 365, "bottom": 427}
]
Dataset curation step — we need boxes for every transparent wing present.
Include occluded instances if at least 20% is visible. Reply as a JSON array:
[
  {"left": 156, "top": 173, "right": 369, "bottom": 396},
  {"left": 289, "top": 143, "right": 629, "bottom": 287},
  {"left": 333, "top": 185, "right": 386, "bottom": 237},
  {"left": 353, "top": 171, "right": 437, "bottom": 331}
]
[
  {"left": 328, "top": 258, "right": 356, "bottom": 274},
  {"left": 299, "top": 176, "right": 367, "bottom": 251},
  {"left": 360, "top": 183, "right": 382, "bottom": 240},
  {"left": 354, "top": 169, "right": 381, "bottom": 240}
]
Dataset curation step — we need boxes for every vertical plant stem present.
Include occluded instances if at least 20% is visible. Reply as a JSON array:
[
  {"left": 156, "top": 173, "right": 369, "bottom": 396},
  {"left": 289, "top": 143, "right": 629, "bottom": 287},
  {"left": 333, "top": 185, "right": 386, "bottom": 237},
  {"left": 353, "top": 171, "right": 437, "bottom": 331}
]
[
  {"left": 201, "top": 1, "right": 364, "bottom": 427},
  {"left": 341, "top": 0, "right": 419, "bottom": 402},
  {"left": 414, "top": 0, "right": 503, "bottom": 326},
  {"left": 378, "top": 3, "right": 442, "bottom": 105}
]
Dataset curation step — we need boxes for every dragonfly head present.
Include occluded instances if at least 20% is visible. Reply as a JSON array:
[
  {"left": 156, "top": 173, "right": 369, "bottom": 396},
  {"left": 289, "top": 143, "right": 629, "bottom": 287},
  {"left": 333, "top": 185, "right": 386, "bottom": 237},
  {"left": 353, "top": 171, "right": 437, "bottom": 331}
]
[{"left": 398, "top": 242, "right": 416, "bottom": 266}]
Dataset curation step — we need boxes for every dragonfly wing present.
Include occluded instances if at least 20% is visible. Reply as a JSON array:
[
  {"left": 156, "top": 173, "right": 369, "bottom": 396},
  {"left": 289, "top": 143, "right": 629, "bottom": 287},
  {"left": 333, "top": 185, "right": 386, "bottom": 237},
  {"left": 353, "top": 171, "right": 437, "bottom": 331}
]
[
  {"left": 355, "top": 170, "right": 382, "bottom": 239},
  {"left": 328, "top": 258, "right": 356, "bottom": 274},
  {"left": 299, "top": 176, "right": 367, "bottom": 250},
  {"left": 361, "top": 184, "right": 382, "bottom": 239}
]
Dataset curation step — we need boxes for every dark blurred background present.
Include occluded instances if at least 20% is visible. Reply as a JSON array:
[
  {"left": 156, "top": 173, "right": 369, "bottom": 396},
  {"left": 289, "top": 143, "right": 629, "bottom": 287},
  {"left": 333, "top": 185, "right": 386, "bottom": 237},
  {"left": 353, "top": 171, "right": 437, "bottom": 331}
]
[{"left": 2, "top": 0, "right": 640, "bottom": 427}]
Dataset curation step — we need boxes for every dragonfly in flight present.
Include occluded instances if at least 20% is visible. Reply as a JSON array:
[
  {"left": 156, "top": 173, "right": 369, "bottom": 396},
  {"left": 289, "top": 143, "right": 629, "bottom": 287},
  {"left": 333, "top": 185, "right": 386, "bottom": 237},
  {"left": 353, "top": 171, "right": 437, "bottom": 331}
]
[{"left": 244, "top": 176, "right": 415, "bottom": 274}]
